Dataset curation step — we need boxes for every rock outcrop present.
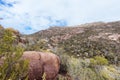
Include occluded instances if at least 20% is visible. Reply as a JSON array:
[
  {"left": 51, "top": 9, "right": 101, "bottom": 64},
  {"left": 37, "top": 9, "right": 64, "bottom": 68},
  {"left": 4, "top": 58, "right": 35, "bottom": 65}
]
[{"left": 22, "top": 51, "right": 60, "bottom": 80}]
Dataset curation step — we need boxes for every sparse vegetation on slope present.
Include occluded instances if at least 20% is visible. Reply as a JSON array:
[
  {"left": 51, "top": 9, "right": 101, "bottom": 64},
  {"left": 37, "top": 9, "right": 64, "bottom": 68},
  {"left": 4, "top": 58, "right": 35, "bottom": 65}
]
[
  {"left": 0, "top": 21, "right": 120, "bottom": 80},
  {"left": 24, "top": 21, "right": 120, "bottom": 80}
]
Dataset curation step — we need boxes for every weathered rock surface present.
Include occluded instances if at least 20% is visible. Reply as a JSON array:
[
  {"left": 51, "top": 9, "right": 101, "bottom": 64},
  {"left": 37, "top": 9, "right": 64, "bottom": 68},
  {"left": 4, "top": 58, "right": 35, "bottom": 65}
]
[{"left": 22, "top": 51, "right": 60, "bottom": 80}]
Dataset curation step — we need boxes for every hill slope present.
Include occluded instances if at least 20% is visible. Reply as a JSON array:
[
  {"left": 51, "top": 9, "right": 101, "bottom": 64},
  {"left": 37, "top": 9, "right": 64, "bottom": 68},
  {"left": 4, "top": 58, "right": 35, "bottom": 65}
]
[
  {"left": 23, "top": 21, "right": 120, "bottom": 80},
  {"left": 25, "top": 21, "right": 120, "bottom": 60},
  {"left": 0, "top": 21, "right": 120, "bottom": 80}
]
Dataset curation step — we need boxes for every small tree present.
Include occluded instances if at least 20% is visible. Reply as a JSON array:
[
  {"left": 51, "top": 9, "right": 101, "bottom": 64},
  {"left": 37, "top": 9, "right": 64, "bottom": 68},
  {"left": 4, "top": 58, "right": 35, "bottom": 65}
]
[{"left": 0, "top": 29, "right": 28, "bottom": 80}]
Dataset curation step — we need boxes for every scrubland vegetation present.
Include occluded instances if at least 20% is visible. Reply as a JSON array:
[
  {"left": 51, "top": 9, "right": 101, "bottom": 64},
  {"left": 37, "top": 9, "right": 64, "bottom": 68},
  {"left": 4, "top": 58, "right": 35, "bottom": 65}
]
[
  {"left": 0, "top": 26, "right": 28, "bottom": 80},
  {"left": 24, "top": 21, "right": 120, "bottom": 80},
  {"left": 0, "top": 21, "right": 120, "bottom": 80}
]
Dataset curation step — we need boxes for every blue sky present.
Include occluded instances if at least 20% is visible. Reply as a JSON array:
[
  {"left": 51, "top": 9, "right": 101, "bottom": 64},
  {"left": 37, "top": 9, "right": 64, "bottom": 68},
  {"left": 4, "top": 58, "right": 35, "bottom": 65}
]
[{"left": 0, "top": 0, "right": 120, "bottom": 34}]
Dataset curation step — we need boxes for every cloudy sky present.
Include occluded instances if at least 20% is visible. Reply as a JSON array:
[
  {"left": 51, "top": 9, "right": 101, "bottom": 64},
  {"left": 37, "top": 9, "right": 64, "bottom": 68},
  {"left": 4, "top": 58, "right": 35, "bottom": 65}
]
[{"left": 0, "top": 0, "right": 120, "bottom": 34}]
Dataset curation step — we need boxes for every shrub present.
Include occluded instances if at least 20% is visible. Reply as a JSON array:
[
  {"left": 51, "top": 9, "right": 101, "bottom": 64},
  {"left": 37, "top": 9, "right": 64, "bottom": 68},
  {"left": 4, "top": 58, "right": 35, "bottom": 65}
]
[
  {"left": 90, "top": 56, "right": 108, "bottom": 66},
  {"left": 5, "top": 27, "right": 19, "bottom": 34},
  {"left": 0, "top": 29, "right": 28, "bottom": 80}
]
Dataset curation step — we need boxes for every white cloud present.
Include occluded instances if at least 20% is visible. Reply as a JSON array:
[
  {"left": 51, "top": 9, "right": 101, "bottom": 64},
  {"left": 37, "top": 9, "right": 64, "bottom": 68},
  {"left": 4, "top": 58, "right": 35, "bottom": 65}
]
[{"left": 0, "top": 0, "right": 120, "bottom": 34}]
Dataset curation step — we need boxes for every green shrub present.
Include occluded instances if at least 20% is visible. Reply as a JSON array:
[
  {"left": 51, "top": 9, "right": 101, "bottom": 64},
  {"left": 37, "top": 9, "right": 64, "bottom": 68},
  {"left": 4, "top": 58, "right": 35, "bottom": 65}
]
[
  {"left": 0, "top": 29, "right": 28, "bottom": 80},
  {"left": 90, "top": 56, "right": 108, "bottom": 66}
]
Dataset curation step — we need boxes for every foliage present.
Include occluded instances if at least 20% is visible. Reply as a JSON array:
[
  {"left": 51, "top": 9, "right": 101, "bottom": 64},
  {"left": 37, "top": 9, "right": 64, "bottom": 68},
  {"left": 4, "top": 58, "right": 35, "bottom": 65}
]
[
  {"left": 5, "top": 27, "right": 19, "bottom": 35},
  {"left": 59, "top": 32, "right": 120, "bottom": 65},
  {"left": 90, "top": 56, "right": 108, "bottom": 66},
  {"left": 58, "top": 54, "right": 107, "bottom": 80},
  {"left": 21, "top": 21, "right": 120, "bottom": 80},
  {"left": 26, "top": 39, "right": 49, "bottom": 52},
  {"left": 0, "top": 29, "right": 28, "bottom": 80}
]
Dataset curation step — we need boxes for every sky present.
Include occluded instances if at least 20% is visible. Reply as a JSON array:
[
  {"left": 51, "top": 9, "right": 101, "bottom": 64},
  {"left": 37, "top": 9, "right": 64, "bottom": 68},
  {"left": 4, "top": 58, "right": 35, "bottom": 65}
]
[{"left": 0, "top": 0, "right": 120, "bottom": 34}]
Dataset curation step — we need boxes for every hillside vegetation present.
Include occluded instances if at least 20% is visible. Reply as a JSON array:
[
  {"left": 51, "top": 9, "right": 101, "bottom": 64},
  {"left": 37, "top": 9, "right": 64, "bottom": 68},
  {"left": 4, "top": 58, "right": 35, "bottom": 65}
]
[
  {"left": 0, "top": 21, "right": 120, "bottom": 80},
  {"left": 24, "top": 21, "right": 120, "bottom": 80},
  {"left": 0, "top": 26, "right": 28, "bottom": 80}
]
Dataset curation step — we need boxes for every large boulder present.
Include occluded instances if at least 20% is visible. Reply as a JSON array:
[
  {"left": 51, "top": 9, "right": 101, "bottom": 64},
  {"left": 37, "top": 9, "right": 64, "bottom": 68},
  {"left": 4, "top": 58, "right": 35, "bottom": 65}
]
[{"left": 22, "top": 51, "right": 60, "bottom": 80}]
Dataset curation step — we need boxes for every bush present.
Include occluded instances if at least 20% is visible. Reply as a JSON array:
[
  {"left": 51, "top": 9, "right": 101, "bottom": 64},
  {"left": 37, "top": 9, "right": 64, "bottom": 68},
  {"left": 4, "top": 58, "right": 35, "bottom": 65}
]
[
  {"left": 0, "top": 29, "right": 28, "bottom": 80},
  {"left": 5, "top": 28, "right": 19, "bottom": 35},
  {"left": 90, "top": 56, "right": 108, "bottom": 66}
]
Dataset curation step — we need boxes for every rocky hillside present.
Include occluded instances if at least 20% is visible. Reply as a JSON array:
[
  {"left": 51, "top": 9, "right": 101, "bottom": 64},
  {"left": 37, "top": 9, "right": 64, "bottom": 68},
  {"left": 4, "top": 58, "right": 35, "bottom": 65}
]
[
  {"left": 22, "top": 21, "right": 120, "bottom": 80},
  {"left": 25, "top": 21, "right": 120, "bottom": 61},
  {"left": 0, "top": 21, "right": 120, "bottom": 80}
]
